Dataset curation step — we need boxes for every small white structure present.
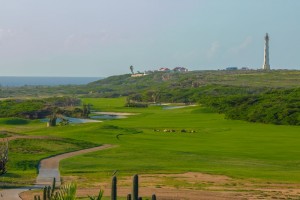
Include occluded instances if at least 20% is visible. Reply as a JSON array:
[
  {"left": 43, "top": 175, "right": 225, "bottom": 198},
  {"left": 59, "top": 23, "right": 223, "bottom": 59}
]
[
  {"left": 173, "top": 67, "right": 188, "bottom": 72},
  {"left": 262, "top": 33, "right": 270, "bottom": 70},
  {"left": 131, "top": 73, "right": 146, "bottom": 77}
]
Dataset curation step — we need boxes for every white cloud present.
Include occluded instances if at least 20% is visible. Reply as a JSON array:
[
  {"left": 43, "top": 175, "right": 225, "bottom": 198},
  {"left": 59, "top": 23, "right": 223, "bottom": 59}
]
[
  {"left": 206, "top": 41, "right": 220, "bottom": 60},
  {"left": 228, "top": 36, "right": 253, "bottom": 55}
]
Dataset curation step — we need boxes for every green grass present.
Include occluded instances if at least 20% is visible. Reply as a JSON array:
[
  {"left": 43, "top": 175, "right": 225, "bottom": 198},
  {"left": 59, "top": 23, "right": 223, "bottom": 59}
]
[
  {"left": 1, "top": 138, "right": 98, "bottom": 187},
  {"left": 2, "top": 97, "right": 300, "bottom": 188},
  {"left": 72, "top": 98, "right": 300, "bottom": 182}
]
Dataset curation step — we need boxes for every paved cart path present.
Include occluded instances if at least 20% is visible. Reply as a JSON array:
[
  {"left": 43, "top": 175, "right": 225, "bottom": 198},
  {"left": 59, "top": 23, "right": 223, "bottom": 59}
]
[
  {"left": 36, "top": 144, "right": 114, "bottom": 187},
  {"left": 0, "top": 136, "right": 114, "bottom": 200}
]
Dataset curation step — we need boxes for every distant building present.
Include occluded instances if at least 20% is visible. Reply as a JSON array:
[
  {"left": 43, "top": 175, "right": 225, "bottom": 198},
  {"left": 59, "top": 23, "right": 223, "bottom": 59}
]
[
  {"left": 226, "top": 67, "right": 238, "bottom": 70},
  {"left": 241, "top": 67, "right": 250, "bottom": 70},
  {"left": 173, "top": 67, "right": 188, "bottom": 72},
  {"left": 131, "top": 73, "right": 147, "bottom": 77},
  {"left": 159, "top": 67, "right": 170, "bottom": 71}
]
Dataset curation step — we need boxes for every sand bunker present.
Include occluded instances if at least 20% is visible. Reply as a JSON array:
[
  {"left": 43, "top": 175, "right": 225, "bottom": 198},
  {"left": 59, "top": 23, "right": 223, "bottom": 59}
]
[{"left": 92, "top": 112, "right": 138, "bottom": 116}]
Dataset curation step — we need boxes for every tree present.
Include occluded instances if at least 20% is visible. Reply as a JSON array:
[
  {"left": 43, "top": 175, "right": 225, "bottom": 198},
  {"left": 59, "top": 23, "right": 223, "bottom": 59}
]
[
  {"left": 130, "top": 65, "right": 134, "bottom": 74},
  {"left": 48, "top": 113, "right": 57, "bottom": 127},
  {"left": 82, "top": 104, "right": 91, "bottom": 118},
  {"left": 0, "top": 140, "right": 8, "bottom": 176}
]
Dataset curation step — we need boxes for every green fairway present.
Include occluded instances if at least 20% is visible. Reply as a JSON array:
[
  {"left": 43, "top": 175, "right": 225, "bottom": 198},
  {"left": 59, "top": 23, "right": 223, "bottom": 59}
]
[{"left": 2, "top": 97, "right": 300, "bottom": 187}]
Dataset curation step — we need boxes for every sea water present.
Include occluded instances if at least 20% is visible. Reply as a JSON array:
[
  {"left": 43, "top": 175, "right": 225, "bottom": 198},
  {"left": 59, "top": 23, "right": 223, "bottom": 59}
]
[{"left": 0, "top": 76, "right": 102, "bottom": 87}]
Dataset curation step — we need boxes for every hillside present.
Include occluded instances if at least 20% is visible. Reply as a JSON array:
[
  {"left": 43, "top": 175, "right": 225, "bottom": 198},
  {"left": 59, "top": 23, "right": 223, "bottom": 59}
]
[
  {"left": 87, "top": 70, "right": 300, "bottom": 97},
  {"left": 87, "top": 70, "right": 300, "bottom": 126},
  {"left": 1, "top": 70, "right": 299, "bottom": 126},
  {"left": 1, "top": 70, "right": 299, "bottom": 98}
]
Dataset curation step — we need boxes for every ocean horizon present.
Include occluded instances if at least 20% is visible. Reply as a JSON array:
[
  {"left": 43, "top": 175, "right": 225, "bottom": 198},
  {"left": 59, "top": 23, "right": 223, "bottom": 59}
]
[{"left": 0, "top": 76, "right": 103, "bottom": 87}]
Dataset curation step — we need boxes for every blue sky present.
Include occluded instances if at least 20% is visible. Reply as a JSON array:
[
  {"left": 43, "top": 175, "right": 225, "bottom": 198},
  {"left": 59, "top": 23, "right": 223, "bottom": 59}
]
[{"left": 0, "top": 0, "right": 299, "bottom": 77}]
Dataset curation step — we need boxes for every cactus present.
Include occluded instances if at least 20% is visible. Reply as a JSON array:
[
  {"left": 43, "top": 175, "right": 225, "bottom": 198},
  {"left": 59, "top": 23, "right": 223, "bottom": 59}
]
[
  {"left": 33, "top": 175, "right": 156, "bottom": 200},
  {"left": 34, "top": 195, "right": 41, "bottom": 200},
  {"left": 35, "top": 178, "right": 56, "bottom": 200},
  {"left": 43, "top": 186, "right": 47, "bottom": 200},
  {"left": 111, "top": 176, "right": 117, "bottom": 200},
  {"left": 43, "top": 186, "right": 52, "bottom": 200},
  {"left": 132, "top": 174, "right": 139, "bottom": 200},
  {"left": 51, "top": 177, "right": 56, "bottom": 196},
  {"left": 47, "top": 186, "right": 51, "bottom": 199}
]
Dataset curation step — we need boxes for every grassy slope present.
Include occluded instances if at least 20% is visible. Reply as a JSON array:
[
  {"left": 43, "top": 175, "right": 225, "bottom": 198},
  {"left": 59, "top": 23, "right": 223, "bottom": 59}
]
[
  {"left": 1, "top": 70, "right": 299, "bottom": 98},
  {"left": 0, "top": 119, "right": 99, "bottom": 187},
  {"left": 89, "top": 70, "right": 300, "bottom": 89},
  {"left": 15, "top": 97, "right": 299, "bottom": 184}
]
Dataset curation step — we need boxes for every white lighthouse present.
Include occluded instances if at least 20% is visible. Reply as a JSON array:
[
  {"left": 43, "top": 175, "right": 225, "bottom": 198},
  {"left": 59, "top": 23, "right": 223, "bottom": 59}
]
[{"left": 262, "top": 33, "right": 270, "bottom": 70}]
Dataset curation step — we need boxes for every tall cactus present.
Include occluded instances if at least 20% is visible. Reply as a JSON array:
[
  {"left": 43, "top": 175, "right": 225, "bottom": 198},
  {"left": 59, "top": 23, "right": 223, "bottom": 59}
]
[
  {"left": 111, "top": 175, "right": 117, "bottom": 200},
  {"left": 33, "top": 175, "right": 156, "bottom": 200},
  {"left": 51, "top": 177, "right": 56, "bottom": 196},
  {"left": 132, "top": 174, "right": 139, "bottom": 200},
  {"left": 43, "top": 186, "right": 47, "bottom": 200},
  {"left": 47, "top": 186, "right": 51, "bottom": 199},
  {"left": 151, "top": 194, "right": 157, "bottom": 200}
]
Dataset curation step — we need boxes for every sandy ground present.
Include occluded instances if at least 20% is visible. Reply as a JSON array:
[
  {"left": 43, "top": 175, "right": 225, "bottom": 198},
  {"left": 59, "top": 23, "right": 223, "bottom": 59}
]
[
  {"left": 92, "top": 112, "right": 138, "bottom": 116},
  {"left": 20, "top": 172, "right": 300, "bottom": 200}
]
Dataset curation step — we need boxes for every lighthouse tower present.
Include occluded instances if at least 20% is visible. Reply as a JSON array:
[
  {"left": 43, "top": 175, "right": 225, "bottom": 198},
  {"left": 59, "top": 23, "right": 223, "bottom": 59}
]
[{"left": 262, "top": 33, "right": 270, "bottom": 70}]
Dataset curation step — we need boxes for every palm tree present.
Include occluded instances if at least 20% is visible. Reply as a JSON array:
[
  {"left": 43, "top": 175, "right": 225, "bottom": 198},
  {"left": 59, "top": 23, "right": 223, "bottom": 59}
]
[{"left": 130, "top": 65, "right": 134, "bottom": 74}]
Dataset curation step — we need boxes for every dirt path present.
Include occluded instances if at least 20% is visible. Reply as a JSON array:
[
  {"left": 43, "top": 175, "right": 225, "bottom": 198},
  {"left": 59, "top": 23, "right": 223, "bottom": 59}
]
[{"left": 0, "top": 136, "right": 114, "bottom": 200}]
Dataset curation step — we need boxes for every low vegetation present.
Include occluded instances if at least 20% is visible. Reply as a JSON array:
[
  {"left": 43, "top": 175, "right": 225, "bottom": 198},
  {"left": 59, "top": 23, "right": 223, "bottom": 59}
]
[
  {"left": 0, "top": 140, "right": 8, "bottom": 176},
  {"left": 1, "top": 70, "right": 300, "bottom": 126},
  {"left": 200, "top": 87, "right": 300, "bottom": 125},
  {"left": 0, "top": 70, "right": 299, "bottom": 199},
  {"left": 0, "top": 97, "right": 90, "bottom": 120}
]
